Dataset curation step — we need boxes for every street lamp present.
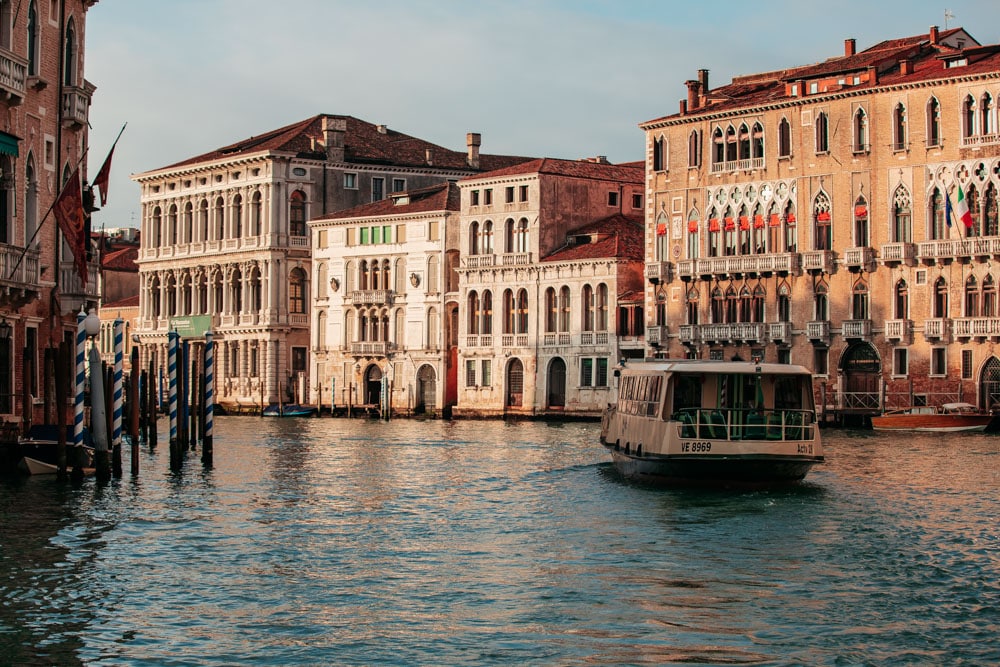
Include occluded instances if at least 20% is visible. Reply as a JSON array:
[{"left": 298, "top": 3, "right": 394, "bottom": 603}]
[
  {"left": 0, "top": 319, "right": 11, "bottom": 342},
  {"left": 84, "top": 309, "right": 101, "bottom": 338}
]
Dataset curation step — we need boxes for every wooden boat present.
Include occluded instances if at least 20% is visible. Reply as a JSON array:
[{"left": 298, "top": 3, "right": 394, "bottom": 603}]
[
  {"left": 870, "top": 402, "right": 993, "bottom": 433},
  {"left": 18, "top": 425, "right": 95, "bottom": 475},
  {"left": 600, "top": 360, "right": 824, "bottom": 486},
  {"left": 262, "top": 403, "right": 317, "bottom": 418}
]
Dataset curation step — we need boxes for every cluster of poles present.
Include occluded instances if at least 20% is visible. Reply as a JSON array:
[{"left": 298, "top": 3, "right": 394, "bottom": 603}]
[{"left": 63, "top": 316, "right": 216, "bottom": 481}]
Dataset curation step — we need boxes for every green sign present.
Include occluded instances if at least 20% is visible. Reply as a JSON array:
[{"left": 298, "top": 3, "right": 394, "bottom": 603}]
[{"left": 170, "top": 315, "right": 212, "bottom": 338}]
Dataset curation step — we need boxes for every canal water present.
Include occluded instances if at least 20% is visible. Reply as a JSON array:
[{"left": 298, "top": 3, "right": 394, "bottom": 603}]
[{"left": 0, "top": 418, "right": 997, "bottom": 666}]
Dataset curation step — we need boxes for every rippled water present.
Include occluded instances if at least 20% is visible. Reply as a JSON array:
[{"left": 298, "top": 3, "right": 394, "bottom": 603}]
[{"left": 0, "top": 418, "right": 998, "bottom": 666}]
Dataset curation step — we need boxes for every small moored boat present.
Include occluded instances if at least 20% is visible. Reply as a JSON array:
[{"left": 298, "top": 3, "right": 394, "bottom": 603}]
[
  {"left": 18, "top": 425, "right": 95, "bottom": 475},
  {"left": 870, "top": 402, "right": 993, "bottom": 433},
  {"left": 600, "top": 360, "right": 824, "bottom": 486},
  {"left": 262, "top": 403, "right": 317, "bottom": 418}
]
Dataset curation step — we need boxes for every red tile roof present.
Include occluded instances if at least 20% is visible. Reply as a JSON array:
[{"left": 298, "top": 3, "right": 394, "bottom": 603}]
[
  {"left": 314, "top": 182, "right": 459, "bottom": 222},
  {"left": 462, "top": 157, "right": 643, "bottom": 183},
  {"left": 102, "top": 295, "right": 139, "bottom": 309},
  {"left": 101, "top": 246, "right": 138, "bottom": 271},
  {"left": 542, "top": 213, "right": 644, "bottom": 263},
  {"left": 158, "top": 115, "right": 534, "bottom": 173}
]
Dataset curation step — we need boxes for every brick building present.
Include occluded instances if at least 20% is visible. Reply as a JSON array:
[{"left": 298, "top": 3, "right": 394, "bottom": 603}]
[{"left": 640, "top": 26, "right": 1000, "bottom": 420}]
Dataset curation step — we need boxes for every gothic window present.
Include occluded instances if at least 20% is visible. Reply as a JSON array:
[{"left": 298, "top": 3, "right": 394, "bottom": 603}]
[
  {"left": 687, "top": 130, "right": 701, "bottom": 167},
  {"left": 853, "top": 107, "right": 868, "bottom": 152},
  {"left": 656, "top": 211, "right": 670, "bottom": 261},
  {"left": 815, "top": 111, "right": 829, "bottom": 153},
  {"left": 984, "top": 275, "right": 997, "bottom": 317},
  {"left": 725, "top": 284, "right": 738, "bottom": 323},
  {"left": 983, "top": 183, "right": 998, "bottom": 237},
  {"left": 712, "top": 127, "right": 725, "bottom": 166},
  {"left": 738, "top": 123, "right": 751, "bottom": 161},
  {"left": 468, "top": 291, "right": 480, "bottom": 335},
  {"left": 27, "top": 1, "right": 39, "bottom": 76},
  {"left": 893, "top": 103, "right": 907, "bottom": 151},
  {"left": 966, "top": 185, "right": 981, "bottom": 236},
  {"left": 854, "top": 196, "right": 869, "bottom": 247},
  {"left": 686, "top": 286, "right": 699, "bottom": 325},
  {"left": 482, "top": 290, "right": 493, "bottom": 334},
  {"left": 962, "top": 95, "right": 976, "bottom": 139},
  {"left": 469, "top": 221, "right": 480, "bottom": 255},
  {"left": 852, "top": 278, "right": 869, "bottom": 320},
  {"left": 725, "top": 125, "right": 737, "bottom": 162},
  {"left": 927, "top": 97, "right": 941, "bottom": 147},
  {"left": 63, "top": 18, "right": 76, "bottom": 86},
  {"left": 965, "top": 275, "right": 980, "bottom": 317},
  {"left": 894, "top": 280, "right": 909, "bottom": 319},
  {"left": 929, "top": 188, "right": 946, "bottom": 240},
  {"left": 777, "top": 117, "right": 791, "bottom": 158},
  {"left": 711, "top": 285, "right": 724, "bottom": 323},
  {"left": 813, "top": 191, "right": 832, "bottom": 250},
  {"left": 981, "top": 93, "right": 994, "bottom": 136},
  {"left": 784, "top": 203, "right": 797, "bottom": 252},
  {"left": 933, "top": 277, "right": 948, "bottom": 318},
  {"left": 893, "top": 184, "right": 912, "bottom": 243},
  {"left": 751, "top": 122, "right": 764, "bottom": 160},
  {"left": 653, "top": 135, "right": 666, "bottom": 171},
  {"left": 815, "top": 280, "right": 829, "bottom": 320}
]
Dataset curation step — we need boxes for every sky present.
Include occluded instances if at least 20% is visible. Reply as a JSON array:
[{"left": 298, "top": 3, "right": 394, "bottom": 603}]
[{"left": 84, "top": 0, "right": 1000, "bottom": 230}]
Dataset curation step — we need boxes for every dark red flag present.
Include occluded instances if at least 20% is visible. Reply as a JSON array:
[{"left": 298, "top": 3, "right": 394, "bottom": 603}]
[
  {"left": 53, "top": 169, "right": 88, "bottom": 285},
  {"left": 93, "top": 144, "right": 114, "bottom": 207}
]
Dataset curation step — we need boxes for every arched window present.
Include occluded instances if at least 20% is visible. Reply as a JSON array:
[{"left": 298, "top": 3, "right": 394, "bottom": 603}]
[
  {"left": 686, "top": 286, "right": 699, "bottom": 325},
  {"left": 232, "top": 194, "right": 243, "bottom": 239},
  {"left": 289, "top": 267, "right": 307, "bottom": 314},
  {"left": 544, "top": 287, "right": 557, "bottom": 333},
  {"left": 427, "top": 307, "right": 439, "bottom": 350},
  {"left": 933, "top": 277, "right": 949, "bottom": 318},
  {"left": 197, "top": 273, "right": 208, "bottom": 314},
  {"left": 777, "top": 117, "right": 791, "bottom": 158},
  {"left": 151, "top": 206, "right": 162, "bottom": 247},
  {"left": 852, "top": 278, "right": 869, "bottom": 320},
  {"left": 687, "top": 130, "right": 701, "bottom": 167},
  {"left": 427, "top": 255, "right": 439, "bottom": 293},
  {"left": 965, "top": 275, "right": 981, "bottom": 317},
  {"left": 738, "top": 205, "right": 751, "bottom": 255},
  {"left": 707, "top": 208, "right": 721, "bottom": 257},
  {"left": 737, "top": 123, "right": 751, "bottom": 161},
  {"left": 893, "top": 184, "right": 912, "bottom": 243},
  {"left": 656, "top": 211, "right": 670, "bottom": 261},
  {"left": 63, "top": 18, "right": 76, "bottom": 86},
  {"left": 516, "top": 289, "right": 529, "bottom": 334},
  {"left": 751, "top": 122, "right": 764, "bottom": 160},
  {"left": 963, "top": 95, "right": 976, "bottom": 139},
  {"left": 965, "top": 184, "right": 981, "bottom": 237},
  {"left": 469, "top": 221, "right": 480, "bottom": 255},
  {"left": 199, "top": 199, "right": 209, "bottom": 241},
  {"left": 582, "top": 284, "right": 595, "bottom": 331},
  {"left": 686, "top": 208, "right": 700, "bottom": 259},
  {"left": 853, "top": 107, "right": 868, "bottom": 152},
  {"left": 289, "top": 190, "right": 307, "bottom": 236},
  {"left": 711, "top": 285, "right": 724, "bottom": 323},
  {"left": 983, "top": 183, "right": 998, "bottom": 237},
  {"left": 777, "top": 280, "right": 791, "bottom": 322},
  {"left": 815, "top": 112, "right": 829, "bottom": 153},
  {"left": 738, "top": 284, "right": 752, "bottom": 322},
  {"left": 150, "top": 276, "right": 161, "bottom": 318},
  {"left": 723, "top": 207, "right": 736, "bottom": 256},
  {"left": 929, "top": 188, "right": 946, "bottom": 240},
  {"left": 211, "top": 271, "right": 223, "bottom": 313},
  {"left": 394, "top": 258, "right": 405, "bottom": 293},
  {"left": 559, "top": 286, "right": 570, "bottom": 333},
  {"left": 214, "top": 196, "right": 225, "bottom": 239},
  {"left": 183, "top": 202, "right": 193, "bottom": 244},
  {"left": 168, "top": 204, "right": 178, "bottom": 245},
  {"left": 482, "top": 220, "right": 494, "bottom": 253},
  {"left": 482, "top": 290, "right": 493, "bottom": 334},
  {"left": 344, "top": 310, "right": 355, "bottom": 346},
  {"left": 725, "top": 124, "right": 737, "bottom": 162},
  {"left": 854, "top": 196, "right": 869, "bottom": 247},
  {"left": 712, "top": 127, "right": 725, "bottom": 166},
  {"left": 653, "top": 135, "right": 666, "bottom": 171},
  {"left": 250, "top": 191, "right": 262, "bottom": 236},
  {"left": 813, "top": 191, "right": 832, "bottom": 251},
  {"left": 515, "top": 218, "right": 529, "bottom": 253},
  {"left": 249, "top": 266, "right": 262, "bottom": 312},
  {"left": 927, "top": 97, "right": 941, "bottom": 147},
  {"left": 893, "top": 103, "right": 907, "bottom": 150},
  {"left": 981, "top": 93, "right": 994, "bottom": 136},
  {"left": 984, "top": 275, "right": 997, "bottom": 317},
  {"left": 596, "top": 284, "right": 608, "bottom": 331},
  {"left": 815, "top": 280, "right": 829, "bottom": 320},
  {"left": 725, "top": 284, "right": 738, "bottom": 323},
  {"left": 503, "top": 289, "right": 515, "bottom": 335},
  {"left": 894, "top": 280, "right": 909, "bottom": 319},
  {"left": 468, "top": 291, "right": 480, "bottom": 335},
  {"left": 27, "top": 1, "right": 39, "bottom": 76},
  {"left": 227, "top": 269, "right": 240, "bottom": 314},
  {"left": 24, "top": 156, "right": 37, "bottom": 243}
]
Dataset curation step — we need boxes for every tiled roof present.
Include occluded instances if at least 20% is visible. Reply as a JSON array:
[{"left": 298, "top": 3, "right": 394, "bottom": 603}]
[
  {"left": 462, "top": 157, "right": 644, "bottom": 183},
  {"left": 101, "top": 246, "right": 138, "bottom": 271},
  {"left": 644, "top": 27, "right": 997, "bottom": 124},
  {"left": 313, "top": 182, "right": 459, "bottom": 221},
  {"left": 541, "top": 213, "right": 644, "bottom": 263},
  {"left": 158, "top": 114, "right": 534, "bottom": 172},
  {"left": 102, "top": 295, "right": 139, "bottom": 309}
]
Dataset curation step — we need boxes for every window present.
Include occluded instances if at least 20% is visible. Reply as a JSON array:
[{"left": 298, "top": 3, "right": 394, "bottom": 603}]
[
  {"left": 289, "top": 268, "right": 307, "bottom": 314},
  {"left": 893, "top": 184, "right": 911, "bottom": 243},
  {"left": 962, "top": 349, "right": 973, "bottom": 379},
  {"left": 981, "top": 93, "right": 994, "bottom": 136},
  {"left": 893, "top": 348, "right": 908, "bottom": 376},
  {"left": 853, "top": 108, "right": 868, "bottom": 152},
  {"left": 965, "top": 275, "right": 980, "bottom": 317},
  {"left": 608, "top": 191, "right": 619, "bottom": 207},
  {"left": 580, "top": 357, "right": 609, "bottom": 387},
  {"left": 653, "top": 135, "right": 666, "bottom": 171},
  {"left": 813, "top": 348, "right": 828, "bottom": 375},
  {"left": 372, "top": 177, "right": 384, "bottom": 202},
  {"left": 519, "top": 185, "right": 528, "bottom": 202},
  {"left": 466, "top": 360, "right": 477, "bottom": 387},
  {"left": 815, "top": 111, "right": 829, "bottom": 153},
  {"left": 471, "top": 190, "right": 480, "bottom": 206},
  {"left": 815, "top": 280, "right": 829, "bottom": 320},
  {"left": 962, "top": 95, "right": 976, "bottom": 139},
  {"left": 687, "top": 130, "right": 702, "bottom": 167},
  {"left": 813, "top": 191, "right": 832, "bottom": 251},
  {"left": 583, "top": 285, "right": 595, "bottom": 331},
  {"left": 929, "top": 188, "right": 946, "bottom": 240},
  {"left": 481, "top": 359, "right": 492, "bottom": 387},
  {"left": 290, "top": 190, "right": 307, "bottom": 236},
  {"left": 344, "top": 173, "right": 357, "bottom": 189},
  {"left": 505, "top": 186, "right": 514, "bottom": 203},
  {"left": 778, "top": 117, "right": 791, "bottom": 158},
  {"left": 893, "top": 103, "right": 907, "bottom": 151},
  {"left": 27, "top": 1, "right": 39, "bottom": 76},
  {"left": 933, "top": 277, "right": 949, "bottom": 318},
  {"left": 632, "top": 194, "right": 643, "bottom": 209},
  {"left": 927, "top": 97, "right": 941, "bottom": 147},
  {"left": 483, "top": 189, "right": 493, "bottom": 205},
  {"left": 930, "top": 348, "right": 947, "bottom": 376},
  {"left": 854, "top": 196, "right": 869, "bottom": 247},
  {"left": 894, "top": 280, "right": 909, "bottom": 319},
  {"left": 63, "top": 18, "right": 76, "bottom": 86},
  {"left": 852, "top": 278, "right": 869, "bottom": 320},
  {"left": 392, "top": 178, "right": 405, "bottom": 193}
]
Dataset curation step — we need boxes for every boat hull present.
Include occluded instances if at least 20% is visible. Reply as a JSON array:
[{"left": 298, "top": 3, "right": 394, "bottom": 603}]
[
  {"left": 870, "top": 415, "right": 992, "bottom": 432},
  {"left": 606, "top": 447, "right": 822, "bottom": 486}
]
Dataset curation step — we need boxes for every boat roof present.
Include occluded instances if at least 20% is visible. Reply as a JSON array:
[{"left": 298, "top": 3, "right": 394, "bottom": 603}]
[{"left": 618, "top": 359, "right": 814, "bottom": 377}]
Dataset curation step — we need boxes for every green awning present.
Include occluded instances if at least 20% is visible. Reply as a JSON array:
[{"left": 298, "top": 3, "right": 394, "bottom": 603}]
[{"left": 0, "top": 132, "right": 19, "bottom": 157}]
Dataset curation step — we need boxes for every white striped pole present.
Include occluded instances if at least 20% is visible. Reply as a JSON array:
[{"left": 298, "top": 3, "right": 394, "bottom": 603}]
[
  {"left": 112, "top": 319, "right": 124, "bottom": 477},
  {"left": 168, "top": 331, "right": 180, "bottom": 469},
  {"left": 74, "top": 311, "right": 86, "bottom": 450},
  {"left": 203, "top": 331, "right": 214, "bottom": 465}
]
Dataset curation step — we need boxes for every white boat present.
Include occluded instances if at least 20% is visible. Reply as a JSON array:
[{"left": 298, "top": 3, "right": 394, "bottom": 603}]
[
  {"left": 600, "top": 360, "right": 824, "bottom": 486},
  {"left": 18, "top": 425, "right": 95, "bottom": 475}
]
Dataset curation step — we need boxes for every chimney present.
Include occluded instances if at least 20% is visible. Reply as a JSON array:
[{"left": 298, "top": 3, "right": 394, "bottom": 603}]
[
  {"left": 845, "top": 38, "right": 856, "bottom": 57},
  {"left": 466, "top": 132, "right": 481, "bottom": 169},
  {"left": 697, "top": 68, "right": 709, "bottom": 93},
  {"left": 680, "top": 99, "right": 687, "bottom": 115},
  {"left": 376, "top": 124, "right": 388, "bottom": 134},
  {"left": 867, "top": 65, "right": 878, "bottom": 85},
  {"left": 685, "top": 79, "right": 701, "bottom": 111},
  {"left": 425, "top": 148, "right": 433, "bottom": 165},
  {"left": 929, "top": 25, "right": 939, "bottom": 45},
  {"left": 321, "top": 116, "right": 346, "bottom": 162},
  {"left": 900, "top": 58, "right": 912, "bottom": 75}
]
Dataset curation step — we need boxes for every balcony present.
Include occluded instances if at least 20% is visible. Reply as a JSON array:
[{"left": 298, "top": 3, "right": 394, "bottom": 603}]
[
  {"left": 884, "top": 319, "right": 913, "bottom": 344},
  {"left": 685, "top": 253, "right": 801, "bottom": 279},
  {"left": 960, "top": 132, "right": 1000, "bottom": 148},
  {"left": 500, "top": 252, "right": 532, "bottom": 266},
  {"left": 646, "top": 325, "right": 666, "bottom": 346},
  {"left": 62, "top": 84, "right": 93, "bottom": 130},
  {"left": 842, "top": 319, "right": 872, "bottom": 341},
  {"left": 645, "top": 261, "right": 672, "bottom": 284},
  {"left": 801, "top": 250, "right": 834, "bottom": 274},
  {"left": 843, "top": 246, "right": 876, "bottom": 272},
  {"left": 953, "top": 317, "right": 1000, "bottom": 340},
  {"left": 542, "top": 333, "right": 571, "bottom": 347},
  {"left": 59, "top": 260, "right": 99, "bottom": 314},
  {"left": 678, "top": 324, "right": 698, "bottom": 345},
  {"left": 501, "top": 334, "right": 529, "bottom": 347},
  {"left": 463, "top": 254, "right": 496, "bottom": 269},
  {"left": 347, "top": 289, "right": 393, "bottom": 305},
  {"left": 464, "top": 335, "right": 493, "bottom": 348},
  {"left": 350, "top": 341, "right": 393, "bottom": 357},
  {"left": 923, "top": 318, "right": 951, "bottom": 342},
  {"left": 918, "top": 236, "right": 1000, "bottom": 265},
  {"left": 879, "top": 242, "right": 917, "bottom": 267},
  {"left": 806, "top": 321, "right": 830, "bottom": 345},
  {"left": 580, "top": 332, "right": 610, "bottom": 346},
  {"left": 0, "top": 243, "right": 41, "bottom": 309},
  {"left": 0, "top": 48, "right": 27, "bottom": 105},
  {"left": 767, "top": 321, "right": 793, "bottom": 344},
  {"left": 709, "top": 157, "right": 765, "bottom": 174},
  {"left": 698, "top": 322, "right": 766, "bottom": 345}
]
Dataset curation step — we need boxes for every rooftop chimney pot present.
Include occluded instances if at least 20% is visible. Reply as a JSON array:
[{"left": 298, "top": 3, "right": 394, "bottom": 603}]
[{"left": 845, "top": 38, "right": 856, "bottom": 57}]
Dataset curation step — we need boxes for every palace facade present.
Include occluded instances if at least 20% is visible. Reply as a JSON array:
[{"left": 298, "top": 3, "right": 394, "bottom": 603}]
[
  {"left": 133, "top": 118, "right": 529, "bottom": 409},
  {"left": 640, "top": 26, "right": 1000, "bottom": 417},
  {"left": 0, "top": 0, "right": 99, "bottom": 428}
]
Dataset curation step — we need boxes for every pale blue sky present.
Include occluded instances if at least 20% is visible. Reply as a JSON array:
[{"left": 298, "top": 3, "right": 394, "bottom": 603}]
[{"left": 84, "top": 0, "right": 1000, "bottom": 229}]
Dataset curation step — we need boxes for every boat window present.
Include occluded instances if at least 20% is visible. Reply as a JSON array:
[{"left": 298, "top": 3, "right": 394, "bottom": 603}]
[
  {"left": 774, "top": 376, "right": 804, "bottom": 410},
  {"left": 672, "top": 374, "right": 701, "bottom": 415}
]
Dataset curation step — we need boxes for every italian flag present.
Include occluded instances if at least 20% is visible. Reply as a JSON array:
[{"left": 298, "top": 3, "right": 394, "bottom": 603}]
[{"left": 955, "top": 185, "right": 974, "bottom": 228}]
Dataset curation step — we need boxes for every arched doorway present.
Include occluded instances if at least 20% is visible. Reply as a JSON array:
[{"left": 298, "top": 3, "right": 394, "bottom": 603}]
[
  {"left": 547, "top": 357, "right": 566, "bottom": 408},
  {"left": 979, "top": 356, "right": 1000, "bottom": 411},
  {"left": 506, "top": 358, "right": 524, "bottom": 408},
  {"left": 416, "top": 364, "right": 437, "bottom": 414},
  {"left": 840, "top": 342, "right": 881, "bottom": 410},
  {"left": 364, "top": 365, "right": 382, "bottom": 406}
]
